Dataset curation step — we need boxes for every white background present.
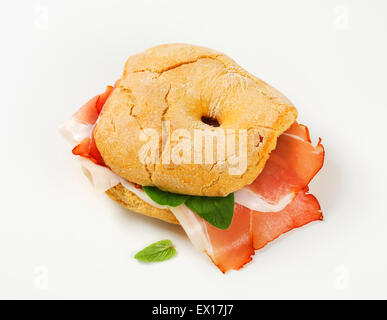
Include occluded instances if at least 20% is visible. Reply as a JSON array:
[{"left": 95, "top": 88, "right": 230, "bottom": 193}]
[{"left": 1, "top": 0, "right": 386, "bottom": 299}]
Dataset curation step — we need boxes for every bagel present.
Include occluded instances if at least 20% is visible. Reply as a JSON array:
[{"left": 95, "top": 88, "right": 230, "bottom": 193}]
[{"left": 94, "top": 44, "right": 297, "bottom": 197}]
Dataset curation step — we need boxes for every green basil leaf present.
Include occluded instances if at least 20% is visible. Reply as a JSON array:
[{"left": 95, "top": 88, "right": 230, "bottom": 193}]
[
  {"left": 143, "top": 186, "right": 189, "bottom": 207},
  {"left": 143, "top": 186, "right": 235, "bottom": 230},
  {"left": 134, "top": 240, "right": 176, "bottom": 262},
  {"left": 185, "top": 193, "right": 234, "bottom": 230}
]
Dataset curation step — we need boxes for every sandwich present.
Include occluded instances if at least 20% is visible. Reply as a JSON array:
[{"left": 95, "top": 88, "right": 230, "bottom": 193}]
[{"left": 59, "top": 44, "right": 325, "bottom": 272}]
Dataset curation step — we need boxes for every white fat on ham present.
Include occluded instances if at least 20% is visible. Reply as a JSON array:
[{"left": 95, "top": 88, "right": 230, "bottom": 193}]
[
  {"left": 58, "top": 117, "right": 94, "bottom": 147},
  {"left": 59, "top": 115, "right": 119, "bottom": 193},
  {"left": 169, "top": 205, "right": 214, "bottom": 257},
  {"left": 282, "top": 132, "right": 306, "bottom": 142},
  {"left": 79, "top": 158, "right": 121, "bottom": 193},
  {"left": 234, "top": 188, "right": 295, "bottom": 212}
]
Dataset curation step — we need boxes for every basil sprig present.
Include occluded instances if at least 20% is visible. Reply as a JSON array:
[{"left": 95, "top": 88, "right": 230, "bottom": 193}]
[
  {"left": 143, "top": 186, "right": 234, "bottom": 230},
  {"left": 134, "top": 240, "right": 176, "bottom": 262}
]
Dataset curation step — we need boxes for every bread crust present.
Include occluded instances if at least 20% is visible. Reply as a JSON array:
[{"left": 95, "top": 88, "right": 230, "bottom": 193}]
[
  {"left": 95, "top": 44, "right": 297, "bottom": 196},
  {"left": 106, "top": 184, "right": 179, "bottom": 224}
]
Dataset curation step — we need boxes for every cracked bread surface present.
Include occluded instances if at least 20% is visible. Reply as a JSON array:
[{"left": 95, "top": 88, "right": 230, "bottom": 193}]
[{"left": 95, "top": 44, "right": 297, "bottom": 196}]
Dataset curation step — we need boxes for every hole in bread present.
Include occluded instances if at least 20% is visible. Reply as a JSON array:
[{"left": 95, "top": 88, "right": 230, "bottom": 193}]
[{"left": 201, "top": 116, "right": 220, "bottom": 127}]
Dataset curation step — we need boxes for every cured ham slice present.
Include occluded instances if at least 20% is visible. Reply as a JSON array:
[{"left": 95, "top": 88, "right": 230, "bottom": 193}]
[
  {"left": 205, "top": 204, "right": 254, "bottom": 272},
  {"left": 69, "top": 86, "right": 114, "bottom": 165},
  {"left": 170, "top": 123, "right": 325, "bottom": 273},
  {"left": 198, "top": 123, "right": 324, "bottom": 272},
  {"left": 170, "top": 205, "right": 214, "bottom": 257},
  {"left": 172, "top": 189, "right": 322, "bottom": 273},
  {"left": 79, "top": 158, "right": 121, "bottom": 193},
  {"left": 170, "top": 204, "right": 254, "bottom": 273},
  {"left": 73, "top": 86, "right": 114, "bottom": 125},
  {"left": 73, "top": 95, "right": 100, "bottom": 125},
  {"left": 245, "top": 122, "right": 324, "bottom": 204},
  {"left": 252, "top": 187, "right": 322, "bottom": 250},
  {"left": 59, "top": 85, "right": 114, "bottom": 147},
  {"left": 72, "top": 135, "right": 105, "bottom": 165}
]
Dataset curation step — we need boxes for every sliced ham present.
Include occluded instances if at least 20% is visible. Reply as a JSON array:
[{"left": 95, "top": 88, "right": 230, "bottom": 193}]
[
  {"left": 173, "top": 188, "right": 322, "bottom": 273},
  {"left": 200, "top": 123, "right": 325, "bottom": 272},
  {"left": 59, "top": 85, "right": 114, "bottom": 147},
  {"left": 172, "top": 123, "right": 325, "bottom": 273},
  {"left": 73, "top": 86, "right": 114, "bottom": 125},
  {"left": 205, "top": 204, "right": 254, "bottom": 272},
  {"left": 72, "top": 135, "right": 105, "bottom": 165},
  {"left": 69, "top": 86, "right": 114, "bottom": 165},
  {"left": 95, "top": 86, "right": 114, "bottom": 114},
  {"left": 252, "top": 187, "right": 322, "bottom": 250},
  {"left": 244, "top": 122, "right": 324, "bottom": 204},
  {"left": 79, "top": 158, "right": 121, "bottom": 193},
  {"left": 73, "top": 95, "right": 100, "bottom": 125},
  {"left": 170, "top": 203, "right": 254, "bottom": 273},
  {"left": 170, "top": 205, "right": 214, "bottom": 257}
]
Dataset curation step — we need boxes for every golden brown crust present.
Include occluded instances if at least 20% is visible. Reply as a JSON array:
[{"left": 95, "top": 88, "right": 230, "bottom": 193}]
[
  {"left": 95, "top": 44, "right": 297, "bottom": 196},
  {"left": 106, "top": 184, "right": 179, "bottom": 224}
]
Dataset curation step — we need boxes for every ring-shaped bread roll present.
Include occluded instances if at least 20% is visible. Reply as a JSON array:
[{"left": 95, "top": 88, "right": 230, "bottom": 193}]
[{"left": 95, "top": 44, "right": 297, "bottom": 196}]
